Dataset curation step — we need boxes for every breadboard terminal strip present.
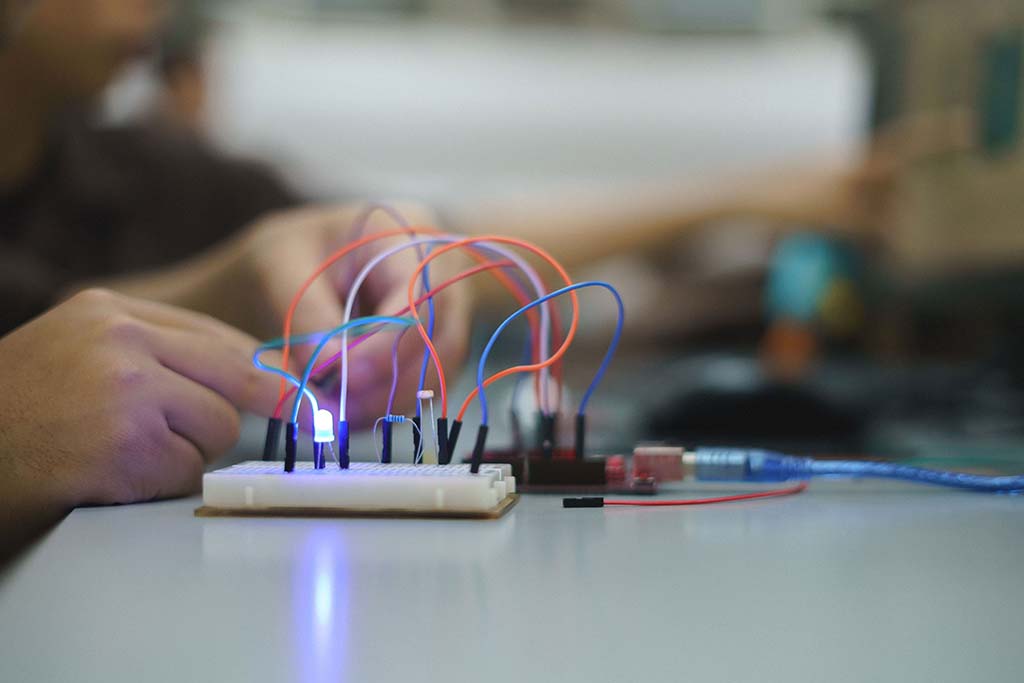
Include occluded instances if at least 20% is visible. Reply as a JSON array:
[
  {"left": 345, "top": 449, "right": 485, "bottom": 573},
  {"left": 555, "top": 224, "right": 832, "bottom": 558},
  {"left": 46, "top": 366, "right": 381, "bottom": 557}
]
[{"left": 201, "top": 461, "right": 517, "bottom": 517}]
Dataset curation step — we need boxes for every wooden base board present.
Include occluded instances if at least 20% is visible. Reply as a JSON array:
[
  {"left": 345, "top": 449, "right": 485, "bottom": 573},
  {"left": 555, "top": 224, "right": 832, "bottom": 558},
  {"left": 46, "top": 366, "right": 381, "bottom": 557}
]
[{"left": 195, "top": 493, "right": 519, "bottom": 520}]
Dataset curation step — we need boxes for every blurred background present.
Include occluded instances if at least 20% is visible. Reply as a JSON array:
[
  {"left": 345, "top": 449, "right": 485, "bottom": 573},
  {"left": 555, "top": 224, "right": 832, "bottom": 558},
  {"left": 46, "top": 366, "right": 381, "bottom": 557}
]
[
  {"left": 99, "top": 0, "right": 1024, "bottom": 463},
  {"left": 107, "top": 0, "right": 865, "bottom": 201}
]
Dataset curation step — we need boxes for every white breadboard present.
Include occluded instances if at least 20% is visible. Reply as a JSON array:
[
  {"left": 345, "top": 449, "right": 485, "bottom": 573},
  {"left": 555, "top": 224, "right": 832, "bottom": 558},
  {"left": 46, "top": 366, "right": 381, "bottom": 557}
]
[{"left": 200, "top": 461, "right": 517, "bottom": 517}]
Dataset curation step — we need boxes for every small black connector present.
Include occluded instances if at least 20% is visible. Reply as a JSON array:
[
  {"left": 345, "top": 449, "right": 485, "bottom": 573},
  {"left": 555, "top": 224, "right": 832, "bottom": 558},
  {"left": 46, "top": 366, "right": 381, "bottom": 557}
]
[
  {"left": 437, "top": 417, "right": 449, "bottom": 465},
  {"left": 312, "top": 442, "right": 325, "bottom": 470},
  {"left": 509, "top": 410, "right": 524, "bottom": 454},
  {"left": 381, "top": 419, "right": 393, "bottom": 464},
  {"left": 574, "top": 413, "right": 586, "bottom": 460},
  {"left": 562, "top": 497, "right": 605, "bottom": 508},
  {"left": 284, "top": 421, "right": 299, "bottom": 473},
  {"left": 539, "top": 413, "right": 557, "bottom": 459},
  {"left": 447, "top": 419, "right": 463, "bottom": 458},
  {"left": 534, "top": 411, "right": 545, "bottom": 454},
  {"left": 337, "top": 420, "right": 350, "bottom": 469},
  {"left": 411, "top": 415, "right": 422, "bottom": 461},
  {"left": 469, "top": 424, "right": 489, "bottom": 474},
  {"left": 262, "top": 417, "right": 283, "bottom": 461}
]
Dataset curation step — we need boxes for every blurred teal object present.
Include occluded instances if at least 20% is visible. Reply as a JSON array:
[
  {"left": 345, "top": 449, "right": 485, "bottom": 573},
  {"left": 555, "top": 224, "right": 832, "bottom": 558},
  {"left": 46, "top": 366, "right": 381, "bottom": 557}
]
[
  {"left": 765, "top": 233, "right": 863, "bottom": 335},
  {"left": 979, "top": 29, "right": 1022, "bottom": 156}
]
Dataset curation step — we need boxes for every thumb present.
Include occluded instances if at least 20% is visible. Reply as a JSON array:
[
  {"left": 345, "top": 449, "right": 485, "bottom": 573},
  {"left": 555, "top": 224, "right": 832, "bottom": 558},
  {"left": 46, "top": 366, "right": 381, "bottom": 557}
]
[
  {"left": 261, "top": 233, "right": 349, "bottom": 381},
  {"left": 283, "top": 275, "right": 348, "bottom": 381}
]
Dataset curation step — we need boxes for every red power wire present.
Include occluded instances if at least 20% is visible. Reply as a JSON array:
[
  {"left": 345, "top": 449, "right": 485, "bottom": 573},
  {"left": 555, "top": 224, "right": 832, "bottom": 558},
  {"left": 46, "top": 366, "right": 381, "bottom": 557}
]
[{"left": 602, "top": 482, "right": 808, "bottom": 506}]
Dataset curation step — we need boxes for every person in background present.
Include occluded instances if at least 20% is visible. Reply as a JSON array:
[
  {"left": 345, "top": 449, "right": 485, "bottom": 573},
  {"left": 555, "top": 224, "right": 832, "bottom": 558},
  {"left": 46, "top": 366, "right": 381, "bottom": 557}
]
[
  {"left": 0, "top": 0, "right": 469, "bottom": 397},
  {"left": 0, "top": 0, "right": 468, "bottom": 560}
]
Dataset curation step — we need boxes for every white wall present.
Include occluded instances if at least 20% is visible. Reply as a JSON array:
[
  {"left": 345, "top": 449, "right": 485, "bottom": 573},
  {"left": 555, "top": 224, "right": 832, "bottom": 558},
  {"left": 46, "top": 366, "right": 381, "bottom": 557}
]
[{"left": 204, "top": 14, "right": 869, "bottom": 205}]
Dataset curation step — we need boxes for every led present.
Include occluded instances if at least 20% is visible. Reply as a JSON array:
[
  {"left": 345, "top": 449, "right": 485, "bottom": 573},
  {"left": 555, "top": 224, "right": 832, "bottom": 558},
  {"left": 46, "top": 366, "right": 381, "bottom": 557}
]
[{"left": 313, "top": 409, "right": 335, "bottom": 443}]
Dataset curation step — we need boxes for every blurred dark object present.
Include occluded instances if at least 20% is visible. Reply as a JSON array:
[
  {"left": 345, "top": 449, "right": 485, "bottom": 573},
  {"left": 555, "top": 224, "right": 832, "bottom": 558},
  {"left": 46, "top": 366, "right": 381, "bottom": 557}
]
[
  {"left": 643, "top": 351, "right": 1024, "bottom": 455},
  {"left": 647, "top": 376, "right": 868, "bottom": 454},
  {"left": 0, "top": 113, "right": 298, "bottom": 334}
]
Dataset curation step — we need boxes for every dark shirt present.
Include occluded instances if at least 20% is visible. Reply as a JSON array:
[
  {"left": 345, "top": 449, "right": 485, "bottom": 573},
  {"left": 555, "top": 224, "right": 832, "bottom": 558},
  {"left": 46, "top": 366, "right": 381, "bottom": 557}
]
[{"left": 0, "top": 116, "right": 298, "bottom": 333}]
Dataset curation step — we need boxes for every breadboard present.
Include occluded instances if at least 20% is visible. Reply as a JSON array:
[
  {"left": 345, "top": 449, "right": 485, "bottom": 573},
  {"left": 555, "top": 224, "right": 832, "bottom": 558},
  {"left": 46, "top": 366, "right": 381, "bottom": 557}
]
[{"left": 197, "top": 461, "right": 518, "bottom": 519}]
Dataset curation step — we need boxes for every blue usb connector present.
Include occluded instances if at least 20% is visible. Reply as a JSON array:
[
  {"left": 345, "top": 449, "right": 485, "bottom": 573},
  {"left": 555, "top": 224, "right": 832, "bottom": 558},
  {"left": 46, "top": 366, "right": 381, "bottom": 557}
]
[{"left": 688, "top": 448, "right": 813, "bottom": 483}]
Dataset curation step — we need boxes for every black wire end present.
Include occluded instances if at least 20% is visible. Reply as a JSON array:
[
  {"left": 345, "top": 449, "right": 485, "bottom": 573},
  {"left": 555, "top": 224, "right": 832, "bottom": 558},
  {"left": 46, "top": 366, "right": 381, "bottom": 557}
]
[
  {"left": 563, "top": 497, "right": 604, "bottom": 508},
  {"left": 540, "top": 413, "right": 557, "bottom": 459},
  {"left": 262, "top": 417, "right": 283, "bottom": 461},
  {"left": 411, "top": 415, "right": 422, "bottom": 461},
  {"left": 447, "top": 419, "right": 463, "bottom": 460},
  {"left": 574, "top": 413, "right": 586, "bottom": 461},
  {"left": 381, "top": 419, "right": 393, "bottom": 464},
  {"left": 437, "top": 417, "right": 450, "bottom": 465},
  {"left": 509, "top": 409, "right": 524, "bottom": 454},
  {"left": 284, "top": 421, "right": 298, "bottom": 473},
  {"left": 312, "top": 442, "right": 325, "bottom": 470},
  {"left": 469, "top": 424, "right": 489, "bottom": 474},
  {"left": 534, "top": 411, "right": 545, "bottom": 454},
  {"left": 337, "top": 420, "right": 350, "bottom": 469}
]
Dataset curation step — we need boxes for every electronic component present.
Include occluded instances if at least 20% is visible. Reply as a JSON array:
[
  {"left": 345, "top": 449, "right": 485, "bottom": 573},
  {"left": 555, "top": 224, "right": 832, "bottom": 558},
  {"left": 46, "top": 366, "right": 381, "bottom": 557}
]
[
  {"left": 198, "top": 461, "right": 517, "bottom": 518},
  {"left": 632, "top": 445, "right": 687, "bottom": 481},
  {"left": 469, "top": 449, "right": 656, "bottom": 495},
  {"left": 262, "top": 417, "right": 283, "bottom": 461},
  {"left": 284, "top": 421, "right": 299, "bottom": 472},
  {"left": 373, "top": 414, "right": 423, "bottom": 464},
  {"left": 248, "top": 212, "right": 626, "bottom": 504},
  {"left": 311, "top": 408, "right": 335, "bottom": 469},
  {"left": 416, "top": 390, "right": 437, "bottom": 463},
  {"left": 313, "top": 409, "right": 334, "bottom": 443},
  {"left": 245, "top": 206, "right": 1020, "bottom": 512},
  {"left": 563, "top": 483, "right": 808, "bottom": 508}
]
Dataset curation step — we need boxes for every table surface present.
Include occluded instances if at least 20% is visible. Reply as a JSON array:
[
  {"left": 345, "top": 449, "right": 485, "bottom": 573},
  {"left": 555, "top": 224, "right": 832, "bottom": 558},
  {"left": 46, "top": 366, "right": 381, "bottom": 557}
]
[{"left": 1, "top": 476, "right": 1021, "bottom": 683}]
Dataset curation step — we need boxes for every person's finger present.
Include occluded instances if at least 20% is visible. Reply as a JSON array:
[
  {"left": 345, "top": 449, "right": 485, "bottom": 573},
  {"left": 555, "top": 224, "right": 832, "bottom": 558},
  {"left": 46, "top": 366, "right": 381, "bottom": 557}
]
[
  {"left": 342, "top": 290, "right": 434, "bottom": 425},
  {"left": 114, "top": 291, "right": 259, "bottom": 352},
  {"left": 142, "top": 325, "right": 285, "bottom": 417},
  {"left": 345, "top": 317, "right": 427, "bottom": 409},
  {"left": 346, "top": 341, "right": 427, "bottom": 426},
  {"left": 349, "top": 249, "right": 444, "bottom": 380},
  {"left": 352, "top": 371, "right": 425, "bottom": 426},
  {"left": 155, "top": 365, "right": 241, "bottom": 462},
  {"left": 346, "top": 296, "right": 469, "bottom": 426},
  {"left": 262, "top": 234, "right": 351, "bottom": 376},
  {"left": 112, "top": 292, "right": 304, "bottom": 399},
  {"left": 111, "top": 408, "right": 206, "bottom": 503},
  {"left": 149, "top": 430, "right": 207, "bottom": 499}
]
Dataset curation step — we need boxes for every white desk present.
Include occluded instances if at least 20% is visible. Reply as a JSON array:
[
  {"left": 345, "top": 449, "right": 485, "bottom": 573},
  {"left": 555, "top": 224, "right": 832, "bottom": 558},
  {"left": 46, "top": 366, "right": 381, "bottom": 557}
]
[{"left": 1, "top": 478, "right": 1021, "bottom": 683}]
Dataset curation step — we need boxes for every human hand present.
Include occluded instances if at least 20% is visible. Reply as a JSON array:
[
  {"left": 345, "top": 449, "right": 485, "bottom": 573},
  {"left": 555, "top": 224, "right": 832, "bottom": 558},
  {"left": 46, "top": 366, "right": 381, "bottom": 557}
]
[
  {"left": 107, "top": 203, "right": 471, "bottom": 426},
  {"left": 0, "top": 289, "right": 285, "bottom": 552}
]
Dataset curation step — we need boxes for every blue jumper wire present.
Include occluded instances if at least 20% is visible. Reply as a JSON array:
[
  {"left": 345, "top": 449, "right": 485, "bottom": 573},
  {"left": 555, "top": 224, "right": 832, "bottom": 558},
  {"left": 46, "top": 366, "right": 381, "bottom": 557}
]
[{"left": 476, "top": 280, "right": 624, "bottom": 426}]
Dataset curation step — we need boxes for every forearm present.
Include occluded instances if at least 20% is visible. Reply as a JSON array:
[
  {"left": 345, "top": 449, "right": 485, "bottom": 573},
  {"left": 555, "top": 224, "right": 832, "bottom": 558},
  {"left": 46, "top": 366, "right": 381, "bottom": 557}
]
[
  {"left": 67, "top": 234, "right": 265, "bottom": 335},
  {"left": 449, "top": 158, "right": 870, "bottom": 275},
  {"left": 450, "top": 180, "right": 730, "bottom": 272},
  {"left": 83, "top": 201, "right": 455, "bottom": 338}
]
